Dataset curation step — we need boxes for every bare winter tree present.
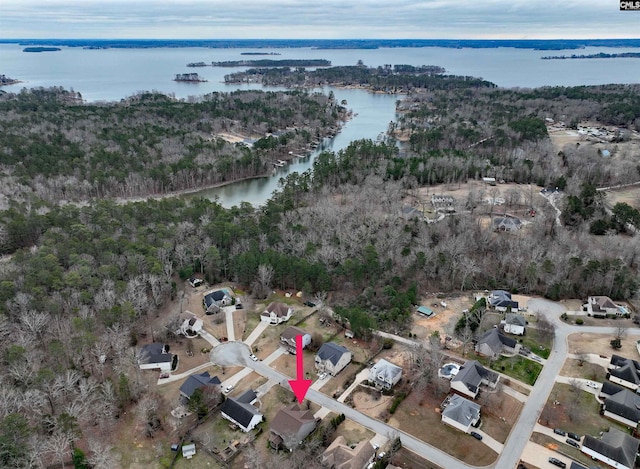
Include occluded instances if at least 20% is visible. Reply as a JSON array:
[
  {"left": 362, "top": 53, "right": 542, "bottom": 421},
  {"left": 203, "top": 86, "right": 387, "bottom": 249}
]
[
  {"left": 535, "top": 314, "right": 556, "bottom": 344},
  {"left": 253, "top": 264, "right": 274, "bottom": 299}
]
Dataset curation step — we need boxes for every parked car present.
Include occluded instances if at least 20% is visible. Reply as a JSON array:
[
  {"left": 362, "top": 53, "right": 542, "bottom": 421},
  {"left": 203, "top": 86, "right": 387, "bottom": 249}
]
[
  {"left": 224, "top": 385, "right": 234, "bottom": 394},
  {"left": 567, "top": 432, "right": 581, "bottom": 441},
  {"left": 377, "top": 452, "right": 386, "bottom": 460},
  {"left": 566, "top": 438, "right": 580, "bottom": 448},
  {"left": 303, "top": 300, "right": 316, "bottom": 307},
  {"left": 318, "top": 372, "right": 327, "bottom": 380},
  {"left": 235, "top": 302, "right": 243, "bottom": 310},
  {"left": 585, "top": 380, "right": 598, "bottom": 389},
  {"left": 553, "top": 428, "right": 566, "bottom": 436},
  {"left": 249, "top": 353, "right": 258, "bottom": 362},
  {"left": 548, "top": 457, "right": 566, "bottom": 468},
  {"left": 470, "top": 431, "right": 483, "bottom": 440}
]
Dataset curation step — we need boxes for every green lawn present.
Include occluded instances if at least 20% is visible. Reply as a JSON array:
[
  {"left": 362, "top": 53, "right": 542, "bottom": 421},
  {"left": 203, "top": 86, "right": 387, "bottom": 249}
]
[{"left": 486, "top": 355, "right": 543, "bottom": 386}]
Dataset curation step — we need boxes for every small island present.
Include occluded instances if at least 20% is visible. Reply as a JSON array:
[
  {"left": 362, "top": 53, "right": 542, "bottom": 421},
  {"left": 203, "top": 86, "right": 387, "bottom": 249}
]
[
  {"left": 541, "top": 52, "right": 640, "bottom": 60},
  {"left": 186, "top": 62, "right": 208, "bottom": 67},
  {"left": 174, "top": 73, "right": 207, "bottom": 83},
  {"left": 22, "top": 46, "right": 62, "bottom": 53},
  {"left": 0, "top": 74, "right": 20, "bottom": 86},
  {"left": 211, "top": 59, "right": 331, "bottom": 67},
  {"left": 240, "top": 52, "right": 281, "bottom": 56}
]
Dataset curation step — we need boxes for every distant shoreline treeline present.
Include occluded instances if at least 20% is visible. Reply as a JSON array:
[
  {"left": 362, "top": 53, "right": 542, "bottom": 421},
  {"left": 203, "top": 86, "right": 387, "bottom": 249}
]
[
  {"left": 188, "top": 59, "right": 331, "bottom": 68},
  {"left": 542, "top": 52, "right": 640, "bottom": 60},
  {"left": 4, "top": 38, "right": 640, "bottom": 50}
]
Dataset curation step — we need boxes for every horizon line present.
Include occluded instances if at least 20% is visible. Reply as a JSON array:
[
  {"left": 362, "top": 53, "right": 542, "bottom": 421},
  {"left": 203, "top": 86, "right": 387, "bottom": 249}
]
[{"left": 2, "top": 37, "right": 640, "bottom": 41}]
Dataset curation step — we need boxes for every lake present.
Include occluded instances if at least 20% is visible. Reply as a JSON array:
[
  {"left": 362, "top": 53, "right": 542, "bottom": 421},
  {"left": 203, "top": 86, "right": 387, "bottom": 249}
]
[{"left": 2, "top": 43, "right": 640, "bottom": 205}]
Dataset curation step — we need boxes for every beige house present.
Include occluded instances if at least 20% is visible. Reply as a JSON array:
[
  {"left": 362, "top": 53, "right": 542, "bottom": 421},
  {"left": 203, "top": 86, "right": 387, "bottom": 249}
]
[
  {"left": 269, "top": 404, "right": 317, "bottom": 450},
  {"left": 315, "top": 343, "right": 352, "bottom": 376},
  {"left": 260, "top": 302, "right": 294, "bottom": 325},
  {"left": 280, "top": 326, "right": 312, "bottom": 354},
  {"left": 321, "top": 436, "right": 375, "bottom": 469}
]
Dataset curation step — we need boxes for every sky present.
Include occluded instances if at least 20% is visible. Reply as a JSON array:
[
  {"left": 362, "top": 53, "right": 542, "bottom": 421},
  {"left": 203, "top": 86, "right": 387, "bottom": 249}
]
[{"left": 0, "top": 0, "right": 638, "bottom": 40}]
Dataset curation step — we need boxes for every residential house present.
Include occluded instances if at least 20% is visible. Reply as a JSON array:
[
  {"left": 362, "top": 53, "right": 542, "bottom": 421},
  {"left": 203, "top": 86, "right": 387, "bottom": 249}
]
[
  {"left": 236, "top": 389, "right": 258, "bottom": 405},
  {"left": 608, "top": 355, "right": 640, "bottom": 391},
  {"left": 602, "top": 388, "right": 640, "bottom": 428},
  {"left": 179, "top": 371, "right": 221, "bottom": 400},
  {"left": 179, "top": 311, "right": 203, "bottom": 337},
  {"left": 280, "top": 326, "right": 312, "bottom": 354},
  {"left": 475, "top": 328, "right": 519, "bottom": 359},
  {"left": 315, "top": 343, "right": 352, "bottom": 376},
  {"left": 450, "top": 360, "right": 499, "bottom": 399},
  {"left": 492, "top": 216, "right": 522, "bottom": 232},
  {"left": 587, "top": 296, "right": 624, "bottom": 317},
  {"left": 138, "top": 343, "right": 173, "bottom": 372},
  {"left": 203, "top": 289, "right": 233, "bottom": 313},
  {"left": 269, "top": 404, "right": 317, "bottom": 450},
  {"left": 321, "top": 436, "right": 375, "bottom": 469},
  {"left": 502, "top": 313, "right": 526, "bottom": 336},
  {"left": 582, "top": 428, "right": 640, "bottom": 469},
  {"left": 600, "top": 381, "right": 627, "bottom": 400},
  {"left": 181, "top": 443, "right": 196, "bottom": 459},
  {"left": 487, "top": 290, "right": 519, "bottom": 311},
  {"left": 220, "top": 396, "right": 263, "bottom": 432},
  {"left": 260, "top": 302, "right": 294, "bottom": 325},
  {"left": 440, "top": 394, "right": 481, "bottom": 433},
  {"left": 368, "top": 359, "right": 402, "bottom": 391}
]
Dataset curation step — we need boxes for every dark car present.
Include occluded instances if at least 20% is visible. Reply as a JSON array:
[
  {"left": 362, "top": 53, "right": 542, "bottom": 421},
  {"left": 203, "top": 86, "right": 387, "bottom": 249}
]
[
  {"left": 548, "top": 457, "right": 566, "bottom": 468},
  {"left": 470, "top": 431, "right": 483, "bottom": 440},
  {"left": 567, "top": 432, "right": 581, "bottom": 441},
  {"left": 235, "top": 303, "right": 243, "bottom": 309},
  {"left": 553, "top": 428, "right": 566, "bottom": 436},
  {"left": 303, "top": 300, "right": 316, "bottom": 307},
  {"left": 565, "top": 438, "right": 580, "bottom": 448}
]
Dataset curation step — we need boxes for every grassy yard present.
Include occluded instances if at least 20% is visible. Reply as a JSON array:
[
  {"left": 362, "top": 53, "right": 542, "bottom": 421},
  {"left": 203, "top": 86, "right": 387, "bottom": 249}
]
[
  {"left": 560, "top": 358, "right": 607, "bottom": 382},
  {"left": 390, "top": 447, "right": 443, "bottom": 469},
  {"left": 389, "top": 388, "right": 498, "bottom": 465},
  {"left": 484, "top": 355, "right": 543, "bottom": 386},
  {"left": 518, "top": 331, "right": 552, "bottom": 359},
  {"left": 540, "top": 383, "right": 629, "bottom": 438}
]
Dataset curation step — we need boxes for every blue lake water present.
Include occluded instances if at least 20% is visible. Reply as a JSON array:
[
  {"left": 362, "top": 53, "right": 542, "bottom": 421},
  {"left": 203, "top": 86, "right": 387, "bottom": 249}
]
[{"left": 2, "top": 43, "right": 640, "bottom": 206}]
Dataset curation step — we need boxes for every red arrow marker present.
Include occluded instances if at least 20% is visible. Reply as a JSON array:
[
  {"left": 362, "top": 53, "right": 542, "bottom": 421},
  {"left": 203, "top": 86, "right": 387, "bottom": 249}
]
[{"left": 288, "top": 334, "right": 312, "bottom": 404}]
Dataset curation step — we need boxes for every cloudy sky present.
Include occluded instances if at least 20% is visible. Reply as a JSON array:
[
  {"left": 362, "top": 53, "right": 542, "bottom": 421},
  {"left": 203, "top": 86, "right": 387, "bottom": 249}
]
[{"left": 0, "top": 0, "right": 637, "bottom": 39}]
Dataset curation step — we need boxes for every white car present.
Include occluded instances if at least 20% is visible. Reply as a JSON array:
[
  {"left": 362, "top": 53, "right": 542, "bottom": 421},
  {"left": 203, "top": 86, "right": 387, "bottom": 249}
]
[
  {"left": 318, "top": 372, "right": 327, "bottom": 380},
  {"left": 224, "top": 385, "right": 234, "bottom": 394},
  {"left": 585, "top": 381, "right": 598, "bottom": 389},
  {"left": 249, "top": 353, "right": 258, "bottom": 362}
]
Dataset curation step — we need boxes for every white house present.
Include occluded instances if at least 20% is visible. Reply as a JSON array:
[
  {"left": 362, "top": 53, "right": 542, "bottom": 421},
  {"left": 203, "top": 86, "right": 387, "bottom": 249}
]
[
  {"left": 368, "top": 359, "right": 402, "bottom": 390},
  {"left": 587, "top": 296, "right": 624, "bottom": 316},
  {"left": 280, "top": 326, "right": 312, "bottom": 354},
  {"left": 582, "top": 428, "right": 640, "bottom": 469},
  {"left": 315, "top": 343, "right": 351, "bottom": 376},
  {"left": 138, "top": 343, "right": 173, "bottom": 372},
  {"left": 441, "top": 394, "right": 481, "bottom": 433},
  {"left": 487, "top": 290, "right": 519, "bottom": 312},
  {"left": 502, "top": 313, "right": 526, "bottom": 336},
  {"left": 220, "top": 396, "right": 263, "bottom": 432},
  {"left": 179, "top": 311, "right": 203, "bottom": 337},
  {"left": 260, "top": 302, "right": 294, "bottom": 325}
]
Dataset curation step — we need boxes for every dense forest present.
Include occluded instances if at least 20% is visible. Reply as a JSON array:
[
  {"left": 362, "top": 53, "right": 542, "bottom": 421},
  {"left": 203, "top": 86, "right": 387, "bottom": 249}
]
[
  {"left": 2, "top": 77, "right": 640, "bottom": 465},
  {"left": 0, "top": 87, "right": 346, "bottom": 204}
]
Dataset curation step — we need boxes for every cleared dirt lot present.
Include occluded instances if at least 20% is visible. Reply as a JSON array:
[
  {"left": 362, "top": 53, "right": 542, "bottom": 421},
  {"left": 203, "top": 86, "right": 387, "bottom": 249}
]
[{"left": 567, "top": 331, "right": 639, "bottom": 358}]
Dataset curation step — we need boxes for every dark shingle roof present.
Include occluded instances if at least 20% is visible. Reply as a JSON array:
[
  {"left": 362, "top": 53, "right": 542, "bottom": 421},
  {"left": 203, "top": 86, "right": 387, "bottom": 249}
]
[
  {"left": 605, "top": 388, "right": 640, "bottom": 422},
  {"left": 204, "top": 290, "right": 228, "bottom": 308},
  {"left": 441, "top": 394, "right": 480, "bottom": 426},
  {"left": 179, "top": 372, "right": 221, "bottom": 398},
  {"left": 505, "top": 313, "right": 526, "bottom": 327},
  {"left": 139, "top": 343, "right": 172, "bottom": 364},
  {"left": 236, "top": 389, "right": 257, "bottom": 404},
  {"left": 583, "top": 428, "right": 640, "bottom": 469},
  {"left": 452, "top": 360, "right": 498, "bottom": 394},
  {"left": 610, "top": 361, "right": 640, "bottom": 386},
  {"left": 220, "top": 397, "right": 261, "bottom": 428},
  {"left": 317, "top": 342, "right": 350, "bottom": 366},
  {"left": 488, "top": 290, "right": 519, "bottom": 309},
  {"left": 601, "top": 381, "right": 626, "bottom": 397},
  {"left": 477, "top": 328, "right": 516, "bottom": 353}
]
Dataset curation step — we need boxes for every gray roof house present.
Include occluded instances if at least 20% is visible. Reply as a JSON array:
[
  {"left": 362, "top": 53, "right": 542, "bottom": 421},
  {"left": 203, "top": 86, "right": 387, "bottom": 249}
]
[
  {"left": 492, "top": 216, "right": 522, "bottom": 232},
  {"left": 315, "top": 343, "right": 352, "bottom": 376},
  {"left": 502, "top": 313, "right": 526, "bottom": 336},
  {"left": 475, "top": 328, "right": 519, "bottom": 359},
  {"left": 487, "top": 290, "right": 519, "bottom": 311},
  {"left": 203, "top": 289, "right": 233, "bottom": 313},
  {"left": 280, "top": 326, "right": 312, "bottom": 354},
  {"left": 441, "top": 394, "right": 481, "bottom": 433},
  {"left": 368, "top": 359, "right": 403, "bottom": 390},
  {"left": 138, "top": 343, "right": 174, "bottom": 372},
  {"left": 450, "top": 360, "right": 499, "bottom": 399},
  {"left": 179, "top": 372, "right": 221, "bottom": 399},
  {"left": 582, "top": 428, "right": 640, "bottom": 469},
  {"left": 608, "top": 354, "right": 640, "bottom": 391},
  {"left": 268, "top": 404, "right": 317, "bottom": 450},
  {"left": 603, "top": 388, "right": 640, "bottom": 428},
  {"left": 220, "top": 396, "right": 263, "bottom": 432},
  {"left": 587, "top": 296, "right": 621, "bottom": 316}
]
